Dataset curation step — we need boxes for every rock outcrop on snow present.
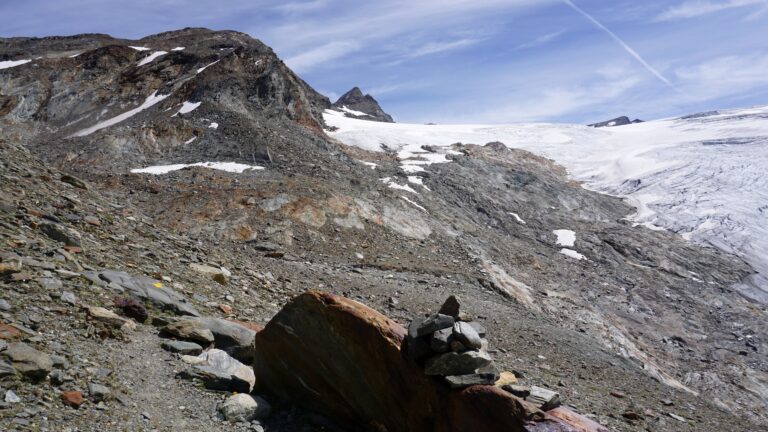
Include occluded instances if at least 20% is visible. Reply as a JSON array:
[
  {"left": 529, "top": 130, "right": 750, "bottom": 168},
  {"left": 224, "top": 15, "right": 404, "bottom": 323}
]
[{"left": 332, "top": 87, "right": 394, "bottom": 122}]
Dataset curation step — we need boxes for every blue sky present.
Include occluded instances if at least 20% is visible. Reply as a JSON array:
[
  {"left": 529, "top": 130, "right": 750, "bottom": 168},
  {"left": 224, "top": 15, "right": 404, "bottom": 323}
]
[{"left": 2, "top": 0, "right": 767, "bottom": 124}]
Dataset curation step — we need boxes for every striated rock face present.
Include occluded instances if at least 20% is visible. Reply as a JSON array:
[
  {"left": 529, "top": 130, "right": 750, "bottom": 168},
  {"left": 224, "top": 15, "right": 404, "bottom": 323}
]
[
  {"left": 332, "top": 87, "right": 394, "bottom": 122},
  {"left": 253, "top": 291, "right": 591, "bottom": 432}
]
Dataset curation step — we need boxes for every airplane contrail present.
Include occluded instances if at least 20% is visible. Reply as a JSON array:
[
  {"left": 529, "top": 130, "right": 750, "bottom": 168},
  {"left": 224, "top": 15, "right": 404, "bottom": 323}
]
[{"left": 562, "top": 0, "right": 680, "bottom": 93}]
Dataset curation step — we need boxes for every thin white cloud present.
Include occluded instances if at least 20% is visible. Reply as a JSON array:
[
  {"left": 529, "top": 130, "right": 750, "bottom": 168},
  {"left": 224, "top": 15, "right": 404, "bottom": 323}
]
[
  {"left": 655, "top": 0, "right": 767, "bottom": 21},
  {"left": 562, "top": 0, "right": 681, "bottom": 94},
  {"left": 284, "top": 41, "right": 360, "bottom": 73},
  {"left": 675, "top": 51, "right": 768, "bottom": 100},
  {"left": 407, "top": 38, "right": 480, "bottom": 58},
  {"left": 515, "top": 30, "right": 566, "bottom": 50}
]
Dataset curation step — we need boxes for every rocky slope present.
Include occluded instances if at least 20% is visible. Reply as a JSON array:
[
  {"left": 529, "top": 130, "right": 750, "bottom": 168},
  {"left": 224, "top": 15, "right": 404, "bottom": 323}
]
[
  {"left": 587, "top": 116, "right": 643, "bottom": 127},
  {"left": 1, "top": 29, "right": 766, "bottom": 431}
]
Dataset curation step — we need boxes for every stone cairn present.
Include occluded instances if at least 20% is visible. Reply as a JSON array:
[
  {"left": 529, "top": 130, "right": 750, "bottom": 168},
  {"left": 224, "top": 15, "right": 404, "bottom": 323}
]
[
  {"left": 404, "top": 295, "right": 500, "bottom": 388},
  {"left": 404, "top": 296, "right": 562, "bottom": 412}
]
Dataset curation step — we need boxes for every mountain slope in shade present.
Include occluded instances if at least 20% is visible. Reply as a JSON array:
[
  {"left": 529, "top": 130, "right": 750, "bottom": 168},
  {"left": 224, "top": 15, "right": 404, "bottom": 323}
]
[{"left": 331, "top": 87, "right": 394, "bottom": 122}]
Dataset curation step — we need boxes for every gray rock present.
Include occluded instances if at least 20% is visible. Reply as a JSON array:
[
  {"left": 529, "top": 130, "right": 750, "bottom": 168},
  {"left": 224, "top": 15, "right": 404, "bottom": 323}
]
[
  {"left": 220, "top": 394, "right": 271, "bottom": 423},
  {"left": 97, "top": 269, "right": 199, "bottom": 316},
  {"left": 467, "top": 321, "right": 486, "bottom": 337},
  {"left": 39, "top": 222, "right": 81, "bottom": 246},
  {"left": 424, "top": 350, "right": 492, "bottom": 376},
  {"left": 415, "top": 314, "right": 454, "bottom": 337},
  {"left": 404, "top": 319, "right": 431, "bottom": 360},
  {"left": 438, "top": 295, "right": 461, "bottom": 317},
  {"left": 161, "top": 340, "right": 203, "bottom": 355},
  {"left": 60, "top": 291, "right": 77, "bottom": 305},
  {"left": 0, "top": 299, "right": 10, "bottom": 311},
  {"left": 163, "top": 320, "right": 215, "bottom": 344},
  {"left": 49, "top": 369, "right": 73, "bottom": 385},
  {"left": 88, "top": 383, "right": 111, "bottom": 402},
  {"left": 38, "top": 277, "right": 63, "bottom": 290},
  {"left": 4, "top": 390, "right": 20, "bottom": 403},
  {"left": 177, "top": 349, "right": 254, "bottom": 392},
  {"left": 192, "top": 317, "right": 256, "bottom": 363},
  {"left": 0, "top": 340, "right": 7, "bottom": 351},
  {"left": 0, "top": 342, "right": 53, "bottom": 380},
  {"left": 527, "top": 386, "right": 561, "bottom": 411},
  {"left": 430, "top": 327, "right": 453, "bottom": 353},
  {"left": 444, "top": 372, "right": 498, "bottom": 388},
  {"left": 0, "top": 360, "right": 14, "bottom": 378},
  {"left": 60, "top": 174, "right": 89, "bottom": 190},
  {"left": 452, "top": 321, "right": 483, "bottom": 350}
]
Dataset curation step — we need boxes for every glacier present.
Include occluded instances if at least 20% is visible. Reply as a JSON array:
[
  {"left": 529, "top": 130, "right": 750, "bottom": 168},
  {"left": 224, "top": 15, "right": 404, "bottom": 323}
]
[{"left": 324, "top": 106, "right": 768, "bottom": 302}]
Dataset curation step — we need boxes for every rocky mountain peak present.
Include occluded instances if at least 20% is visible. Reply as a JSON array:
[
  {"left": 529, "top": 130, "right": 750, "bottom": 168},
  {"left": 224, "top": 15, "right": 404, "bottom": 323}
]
[
  {"left": 588, "top": 115, "right": 644, "bottom": 128},
  {"left": 331, "top": 87, "right": 394, "bottom": 122}
]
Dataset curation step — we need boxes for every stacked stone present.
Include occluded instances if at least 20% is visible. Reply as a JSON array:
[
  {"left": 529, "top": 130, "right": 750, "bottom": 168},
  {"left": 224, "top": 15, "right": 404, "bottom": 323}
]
[{"left": 405, "top": 296, "right": 500, "bottom": 388}]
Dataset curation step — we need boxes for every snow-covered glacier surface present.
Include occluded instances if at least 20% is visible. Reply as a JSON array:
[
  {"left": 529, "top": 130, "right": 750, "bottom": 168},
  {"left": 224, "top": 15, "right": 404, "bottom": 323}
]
[{"left": 324, "top": 106, "right": 768, "bottom": 302}]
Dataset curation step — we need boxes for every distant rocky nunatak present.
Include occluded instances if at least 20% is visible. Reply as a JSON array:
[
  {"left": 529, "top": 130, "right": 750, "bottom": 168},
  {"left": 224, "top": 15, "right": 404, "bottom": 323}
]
[{"left": 332, "top": 87, "right": 394, "bottom": 122}]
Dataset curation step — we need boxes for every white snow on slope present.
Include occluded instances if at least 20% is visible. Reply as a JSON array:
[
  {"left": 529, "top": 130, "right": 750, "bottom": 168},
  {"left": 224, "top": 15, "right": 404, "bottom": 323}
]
[
  {"left": 560, "top": 248, "right": 587, "bottom": 260},
  {"left": 129, "top": 46, "right": 151, "bottom": 51},
  {"left": 196, "top": 60, "right": 219, "bottom": 74},
  {"left": 553, "top": 229, "right": 576, "bottom": 247},
  {"left": 131, "top": 162, "right": 264, "bottom": 175},
  {"left": 338, "top": 106, "right": 370, "bottom": 117},
  {"left": 137, "top": 51, "right": 167, "bottom": 66},
  {"left": 209, "top": 122, "right": 219, "bottom": 130},
  {"left": 325, "top": 106, "right": 768, "bottom": 302},
  {"left": 510, "top": 212, "right": 526, "bottom": 224},
  {"left": 70, "top": 91, "right": 169, "bottom": 137},
  {"left": 173, "top": 101, "right": 201, "bottom": 116},
  {"left": 171, "top": 47, "right": 185, "bottom": 51},
  {"left": 0, "top": 59, "right": 31, "bottom": 70},
  {"left": 380, "top": 177, "right": 418, "bottom": 194}
]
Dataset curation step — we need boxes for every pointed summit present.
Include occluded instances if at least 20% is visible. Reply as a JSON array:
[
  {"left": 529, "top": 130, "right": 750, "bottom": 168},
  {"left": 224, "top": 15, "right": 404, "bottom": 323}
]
[{"left": 332, "top": 87, "right": 394, "bottom": 122}]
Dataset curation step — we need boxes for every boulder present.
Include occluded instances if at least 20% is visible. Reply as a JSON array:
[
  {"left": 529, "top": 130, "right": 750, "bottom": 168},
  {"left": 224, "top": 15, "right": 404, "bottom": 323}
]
[
  {"left": 61, "top": 390, "right": 84, "bottom": 408},
  {"left": 219, "top": 393, "right": 271, "bottom": 422},
  {"left": 528, "top": 386, "right": 561, "bottom": 411},
  {"left": 95, "top": 270, "right": 199, "bottom": 316},
  {"left": 192, "top": 317, "right": 256, "bottom": 363},
  {"left": 39, "top": 222, "right": 81, "bottom": 246},
  {"left": 254, "top": 291, "right": 539, "bottom": 432},
  {"left": 416, "top": 314, "right": 454, "bottom": 337},
  {"left": 0, "top": 342, "right": 53, "bottom": 380},
  {"left": 430, "top": 327, "right": 453, "bottom": 353}
]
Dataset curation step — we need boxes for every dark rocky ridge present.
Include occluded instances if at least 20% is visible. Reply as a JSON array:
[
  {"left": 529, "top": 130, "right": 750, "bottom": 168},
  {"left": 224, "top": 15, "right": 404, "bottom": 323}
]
[
  {"left": 332, "top": 86, "right": 394, "bottom": 122},
  {"left": 588, "top": 116, "right": 643, "bottom": 127},
  {"left": 1, "top": 29, "right": 766, "bottom": 431}
]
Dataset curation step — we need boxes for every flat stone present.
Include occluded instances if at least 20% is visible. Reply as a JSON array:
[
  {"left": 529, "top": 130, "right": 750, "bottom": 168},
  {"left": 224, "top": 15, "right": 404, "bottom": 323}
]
[
  {"left": 40, "top": 222, "right": 81, "bottom": 246},
  {"left": 527, "top": 386, "right": 561, "bottom": 411},
  {"left": 161, "top": 340, "right": 203, "bottom": 355},
  {"left": 164, "top": 320, "right": 215, "bottom": 344},
  {"left": 0, "top": 360, "right": 15, "bottom": 378},
  {"left": 452, "top": 321, "right": 483, "bottom": 350},
  {"left": 177, "top": 349, "right": 254, "bottom": 392},
  {"left": 424, "top": 350, "right": 492, "bottom": 376},
  {"left": 502, "top": 385, "right": 530, "bottom": 398},
  {"left": 61, "top": 391, "right": 84, "bottom": 408},
  {"left": 430, "top": 327, "right": 453, "bottom": 353},
  {"left": 415, "top": 314, "right": 454, "bottom": 337},
  {"left": 38, "top": 277, "right": 63, "bottom": 290},
  {"left": 86, "top": 306, "right": 137, "bottom": 331},
  {"left": 220, "top": 394, "right": 272, "bottom": 423},
  {"left": 0, "top": 323, "right": 22, "bottom": 340},
  {"left": 438, "top": 295, "right": 461, "bottom": 317},
  {"left": 444, "top": 371, "right": 498, "bottom": 388},
  {"left": 495, "top": 371, "right": 517, "bottom": 387},
  {"left": 97, "top": 269, "right": 199, "bottom": 317},
  {"left": 0, "top": 342, "right": 53, "bottom": 380}
]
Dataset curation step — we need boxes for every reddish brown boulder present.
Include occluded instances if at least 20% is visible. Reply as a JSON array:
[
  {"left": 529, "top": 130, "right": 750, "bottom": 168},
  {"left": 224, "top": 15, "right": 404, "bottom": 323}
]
[
  {"left": 0, "top": 323, "right": 22, "bottom": 340},
  {"left": 61, "top": 390, "right": 84, "bottom": 408},
  {"left": 254, "top": 292, "right": 527, "bottom": 432}
]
